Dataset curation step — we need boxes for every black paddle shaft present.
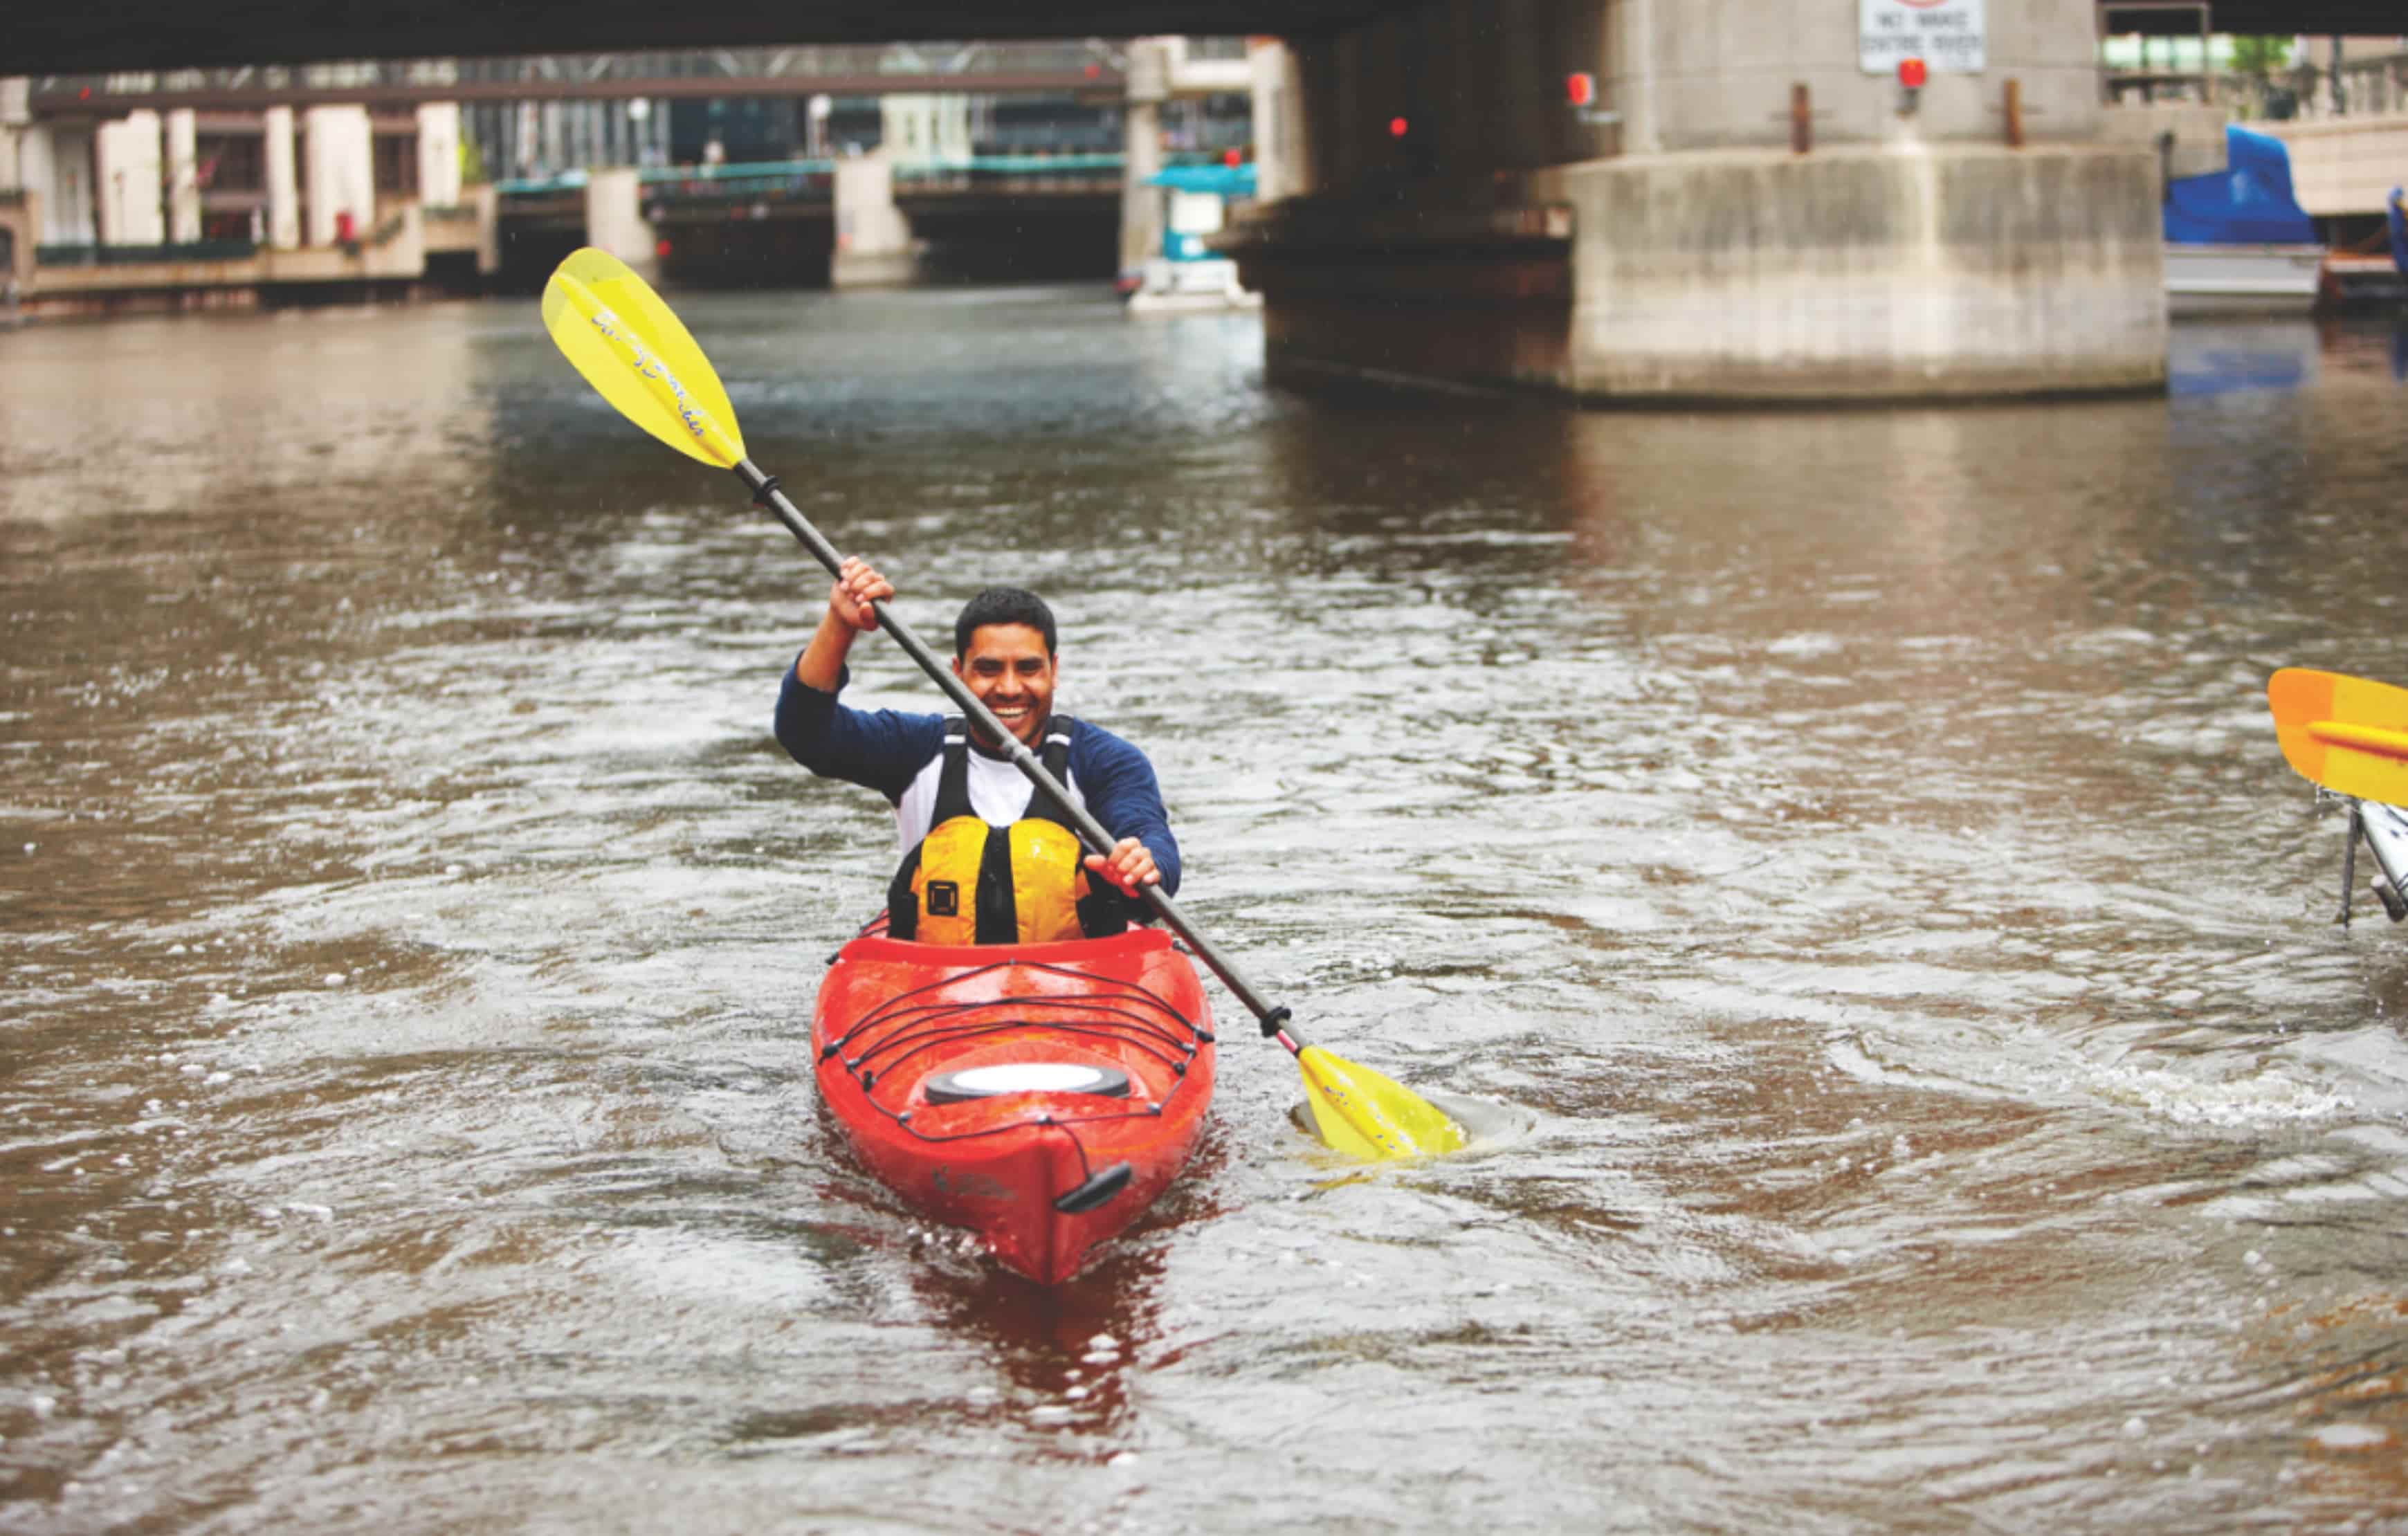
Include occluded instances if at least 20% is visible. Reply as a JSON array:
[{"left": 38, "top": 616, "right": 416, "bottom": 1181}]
[{"left": 733, "top": 459, "right": 1297, "bottom": 1042}]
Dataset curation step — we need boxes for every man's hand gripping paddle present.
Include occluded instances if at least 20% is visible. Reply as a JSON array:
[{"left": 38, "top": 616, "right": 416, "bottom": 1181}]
[{"left": 540, "top": 247, "right": 1466, "bottom": 1160}]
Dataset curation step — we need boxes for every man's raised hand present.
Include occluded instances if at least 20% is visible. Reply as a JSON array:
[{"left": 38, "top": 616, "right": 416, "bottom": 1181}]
[{"left": 830, "top": 556, "right": 894, "bottom": 633}]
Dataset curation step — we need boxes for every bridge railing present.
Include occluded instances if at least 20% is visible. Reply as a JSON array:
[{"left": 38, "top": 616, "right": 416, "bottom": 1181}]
[
  {"left": 495, "top": 154, "right": 1196, "bottom": 203},
  {"left": 893, "top": 153, "right": 1126, "bottom": 192},
  {"left": 26, "top": 40, "right": 1137, "bottom": 108}
]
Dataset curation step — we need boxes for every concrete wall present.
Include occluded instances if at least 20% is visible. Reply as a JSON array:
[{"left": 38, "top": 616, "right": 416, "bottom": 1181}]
[
  {"left": 423, "top": 183, "right": 499, "bottom": 274},
  {"left": 2267, "top": 113, "right": 2408, "bottom": 218},
  {"left": 2099, "top": 102, "right": 2229, "bottom": 181},
  {"left": 1541, "top": 143, "right": 2164, "bottom": 401},
  {"left": 22, "top": 205, "right": 434, "bottom": 318},
  {"left": 1287, "top": 0, "right": 2104, "bottom": 192},
  {"left": 1616, "top": 0, "right": 2102, "bottom": 152}
]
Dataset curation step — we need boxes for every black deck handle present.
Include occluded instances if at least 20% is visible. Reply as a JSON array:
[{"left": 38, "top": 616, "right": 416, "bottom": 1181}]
[{"left": 1052, "top": 1161, "right": 1133, "bottom": 1214}]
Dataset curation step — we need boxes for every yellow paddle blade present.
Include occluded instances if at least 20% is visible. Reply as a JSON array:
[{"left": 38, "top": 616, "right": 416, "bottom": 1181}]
[
  {"left": 1296, "top": 1045, "right": 1467, "bottom": 1160},
  {"left": 540, "top": 247, "right": 745, "bottom": 469},
  {"left": 2270, "top": 668, "right": 2408, "bottom": 805}
]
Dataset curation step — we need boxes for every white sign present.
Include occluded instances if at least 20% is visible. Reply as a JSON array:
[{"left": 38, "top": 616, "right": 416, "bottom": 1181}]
[{"left": 1860, "top": 0, "right": 1986, "bottom": 74}]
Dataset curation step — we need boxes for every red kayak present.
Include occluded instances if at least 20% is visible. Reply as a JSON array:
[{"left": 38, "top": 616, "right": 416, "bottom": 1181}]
[{"left": 812, "top": 925, "right": 1218, "bottom": 1283}]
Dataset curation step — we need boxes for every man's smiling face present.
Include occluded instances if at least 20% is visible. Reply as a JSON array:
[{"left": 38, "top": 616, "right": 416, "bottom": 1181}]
[{"left": 953, "top": 623, "right": 1056, "bottom": 748}]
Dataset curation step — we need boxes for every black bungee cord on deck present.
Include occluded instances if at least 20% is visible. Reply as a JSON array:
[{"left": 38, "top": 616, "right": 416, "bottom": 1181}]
[{"left": 820, "top": 958, "right": 1214, "bottom": 1171}]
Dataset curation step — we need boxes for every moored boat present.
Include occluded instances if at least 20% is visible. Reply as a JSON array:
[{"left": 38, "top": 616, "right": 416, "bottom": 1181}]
[
  {"left": 2164, "top": 125, "right": 2324, "bottom": 318},
  {"left": 812, "top": 925, "right": 1217, "bottom": 1283},
  {"left": 2164, "top": 242, "right": 2325, "bottom": 316},
  {"left": 1124, "top": 161, "right": 1262, "bottom": 314}
]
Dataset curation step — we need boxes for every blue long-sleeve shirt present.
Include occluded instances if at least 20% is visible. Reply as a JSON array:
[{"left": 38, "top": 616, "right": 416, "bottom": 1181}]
[{"left": 774, "top": 663, "right": 1181, "bottom": 897}]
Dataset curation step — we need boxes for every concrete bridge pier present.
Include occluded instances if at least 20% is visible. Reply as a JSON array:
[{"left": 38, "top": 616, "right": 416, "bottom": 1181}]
[
  {"left": 832, "top": 150, "right": 918, "bottom": 288},
  {"left": 1, "top": 190, "right": 35, "bottom": 302},
  {"left": 95, "top": 109, "right": 165, "bottom": 246},
  {"left": 582, "top": 167, "right": 658, "bottom": 284},
  {"left": 1227, "top": 1, "right": 2168, "bottom": 404},
  {"left": 165, "top": 109, "right": 199, "bottom": 244},
  {"left": 1119, "top": 37, "right": 1257, "bottom": 284},
  {"left": 264, "top": 107, "right": 300, "bottom": 249},
  {"left": 300, "top": 104, "right": 372, "bottom": 246},
  {"left": 18, "top": 123, "right": 95, "bottom": 246},
  {"left": 417, "top": 104, "right": 464, "bottom": 208},
  {"left": 1120, "top": 39, "right": 1170, "bottom": 279},
  {"left": 1541, "top": 142, "right": 2162, "bottom": 401}
]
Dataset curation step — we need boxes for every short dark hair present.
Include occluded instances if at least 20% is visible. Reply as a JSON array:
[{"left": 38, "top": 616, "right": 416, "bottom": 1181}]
[{"left": 954, "top": 586, "right": 1057, "bottom": 657}]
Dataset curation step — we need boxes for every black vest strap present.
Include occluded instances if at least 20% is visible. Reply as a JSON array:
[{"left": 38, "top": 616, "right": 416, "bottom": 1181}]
[
  {"left": 929, "top": 717, "right": 1079, "bottom": 828},
  {"left": 1026, "top": 721, "right": 1077, "bottom": 829},
  {"left": 929, "top": 719, "right": 974, "bottom": 822}
]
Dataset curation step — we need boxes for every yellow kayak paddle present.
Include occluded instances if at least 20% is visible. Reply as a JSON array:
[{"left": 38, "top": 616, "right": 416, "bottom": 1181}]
[
  {"left": 540, "top": 247, "right": 1465, "bottom": 1160},
  {"left": 2268, "top": 666, "right": 2408, "bottom": 926},
  {"left": 2269, "top": 667, "right": 2408, "bottom": 807}
]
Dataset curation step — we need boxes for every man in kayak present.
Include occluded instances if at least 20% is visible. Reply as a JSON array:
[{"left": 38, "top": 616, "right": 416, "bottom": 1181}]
[{"left": 776, "top": 556, "right": 1178, "bottom": 944}]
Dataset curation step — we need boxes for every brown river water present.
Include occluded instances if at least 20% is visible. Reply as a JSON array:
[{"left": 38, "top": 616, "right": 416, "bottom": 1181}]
[{"left": 4, "top": 293, "right": 2408, "bottom": 1533}]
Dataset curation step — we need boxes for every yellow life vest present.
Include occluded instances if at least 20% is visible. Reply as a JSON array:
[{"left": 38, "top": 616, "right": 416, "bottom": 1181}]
[{"left": 886, "top": 719, "right": 1131, "bottom": 946}]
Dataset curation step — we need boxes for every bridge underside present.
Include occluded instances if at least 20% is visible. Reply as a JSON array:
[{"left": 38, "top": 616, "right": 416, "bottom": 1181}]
[
  {"left": 22, "top": 1, "right": 1400, "bottom": 73},
  {"left": 21, "top": 0, "right": 2405, "bottom": 73}
]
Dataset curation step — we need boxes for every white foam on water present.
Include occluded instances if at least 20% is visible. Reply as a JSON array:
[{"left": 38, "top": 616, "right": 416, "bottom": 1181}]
[
  {"left": 2311, "top": 1425, "right": 2389, "bottom": 1451},
  {"left": 2079, "top": 1059, "right": 2351, "bottom": 1128}
]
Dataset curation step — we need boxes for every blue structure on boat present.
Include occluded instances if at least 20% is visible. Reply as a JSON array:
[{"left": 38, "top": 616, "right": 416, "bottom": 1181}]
[
  {"left": 1146, "top": 162, "right": 1257, "bottom": 262},
  {"left": 2163, "top": 125, "right": 2317, "bottom": 246},
  {"left": 2388, "top": 188, "right": 2406, "bottom": 277}
]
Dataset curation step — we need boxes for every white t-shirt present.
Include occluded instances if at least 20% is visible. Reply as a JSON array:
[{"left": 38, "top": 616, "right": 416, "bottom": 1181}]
[{"left": 891, "top": 747, "right": 1088, "bottom": 855}]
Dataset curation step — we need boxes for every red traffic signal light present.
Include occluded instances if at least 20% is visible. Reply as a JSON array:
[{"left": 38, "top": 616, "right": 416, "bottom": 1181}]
[
  {"left": 1388, "top": 116, "right": 1410, "bottom": 138},
  {"left": 1566, "top": 72, "right": 1595, "bottom": 107}
]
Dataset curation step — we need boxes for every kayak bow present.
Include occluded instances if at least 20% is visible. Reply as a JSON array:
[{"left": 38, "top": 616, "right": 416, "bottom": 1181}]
[{"left": 812, "top": 926, "right": 1216, "bottom": 1283}]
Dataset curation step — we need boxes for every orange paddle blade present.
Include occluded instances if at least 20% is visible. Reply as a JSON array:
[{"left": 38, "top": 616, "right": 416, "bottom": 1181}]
[{"left": 2269, "top": 668, "right": 2408, "bottom": 805}]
